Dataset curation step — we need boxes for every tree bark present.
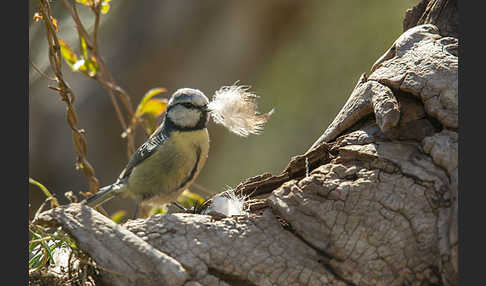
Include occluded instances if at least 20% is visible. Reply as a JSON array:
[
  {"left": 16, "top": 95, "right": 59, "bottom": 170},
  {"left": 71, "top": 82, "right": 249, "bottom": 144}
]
[{"left": 33, "top": 1, "right": 458, "bottom": 285}]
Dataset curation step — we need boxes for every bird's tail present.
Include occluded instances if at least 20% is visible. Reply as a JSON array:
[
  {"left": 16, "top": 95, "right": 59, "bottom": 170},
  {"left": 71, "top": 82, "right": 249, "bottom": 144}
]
[{"left": 81, "top": 184, "right": 121, "bottom": 207}]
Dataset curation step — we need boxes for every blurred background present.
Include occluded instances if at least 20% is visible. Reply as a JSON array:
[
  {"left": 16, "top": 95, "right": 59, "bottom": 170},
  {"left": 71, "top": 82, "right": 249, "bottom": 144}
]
[{"left": 29, "top": 0, "right": 416, "bottom": 219}]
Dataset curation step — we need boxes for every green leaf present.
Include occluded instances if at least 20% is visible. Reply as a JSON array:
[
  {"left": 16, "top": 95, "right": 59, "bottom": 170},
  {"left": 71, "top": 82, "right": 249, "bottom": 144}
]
[
  {"left": 79, "top": 35, "right": 89, "bottom": 60},
  {"left": 148, "top": 205, "right": 167, "bottom": 216},
  {"left": 110, "top": 210, "right": 126, "bottom": 223},
  {"left": 75, "top": 34, "right": 98, "bottom": 76},
  {"left": 72, "top": 59, "right": 87, "bottom": 72},
  {"left": 177, "top": 189, "right": 206, "bottom": 209},
  {"left": 38, "top": 240, "right": 55, "bottom": 267},
  {"left": 76, "top": 0, "right": 94, "bottom": 6},
  {"left": 101, "top": 0, "right": 111, "bottom": 14},
  {"left": 29, "top": 228, "right": 42, "bottom": 239},
  {"left": 135, "top": 88, "right": 168, "bottom": 118},
  {"left": 29, "top": 251, "right": 44, "bottom": 268},
  {"left": 58, "top": 39, "right": 78, "bottom": 68},
  {"left": 75, "top": 161, "right": 84, "bottom": 170},
  {"left": 29, "top": 178, "right": 53, "bottom": 201},
  {"left": 132, "top": 87, "right": 168, "bottom": 135},
  {"left": 141, "top": 98, "right": 168, "bottom": 117},
  {"left": 86, "top": 56, "right": 98, "bottom": 76}
]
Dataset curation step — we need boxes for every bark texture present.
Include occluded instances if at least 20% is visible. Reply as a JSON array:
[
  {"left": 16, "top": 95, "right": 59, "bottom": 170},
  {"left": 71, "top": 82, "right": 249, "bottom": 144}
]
[
  {"left": 403, "top": 0, "right": 458, "bottom": 38},
  {"left": 33, "top": 1, "right": 458, "bottom": 285}
]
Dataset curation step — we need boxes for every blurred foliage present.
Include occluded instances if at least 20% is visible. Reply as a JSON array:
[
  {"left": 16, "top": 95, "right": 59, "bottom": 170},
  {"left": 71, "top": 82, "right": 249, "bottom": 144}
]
[
  {"left": 59, "top": 38, "right": 98, "bottom": 77},
  {"left": 176, "top": 189, "right": 206, "bottom": 209},
  {"left": 29, "top": 0, "right": 416, "bottom": 219},
  {"left": 29, "top": 177, "right": 59, "bottom": 209},
  {"left": 147, "top": 189, "right": 207, "bottom": 217},
  {"left": 110, "top": 210, "right": 127, "bottom": 223},
  {"left": 29, "top": 225, "right": 76, "bottom": 270},
  {"left": 76, "top": 0, "right": 112, "bottom": 14},
  {"left": 29, "top": 177, "right": 77, "bottom": 275},
  {"left": 132, "top": 87, "right": 168, "bottom": 136}
]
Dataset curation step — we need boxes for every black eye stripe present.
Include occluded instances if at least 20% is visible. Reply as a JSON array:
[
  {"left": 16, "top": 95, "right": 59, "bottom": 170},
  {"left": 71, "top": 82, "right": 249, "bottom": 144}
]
[
  {"left": 174, "top": 102, "right": 204, "bottom": 110},
  {"left": 181, "top": 102, "right": 194, "bottom": 108},
  {"left": 167, "top": 102, "right": 207, "bottom": 113}
]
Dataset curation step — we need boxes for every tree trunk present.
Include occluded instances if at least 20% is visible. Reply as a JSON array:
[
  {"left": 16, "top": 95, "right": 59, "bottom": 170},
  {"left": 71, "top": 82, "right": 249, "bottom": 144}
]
[{"left": 33, "top": 1, "right": 458, "bottom": 285}]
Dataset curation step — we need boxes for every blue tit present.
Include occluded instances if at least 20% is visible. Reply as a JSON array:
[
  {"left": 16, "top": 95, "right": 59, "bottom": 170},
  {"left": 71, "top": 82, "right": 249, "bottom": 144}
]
[{"left": 81, "top": 88, "right": 210, "bottom": 218}]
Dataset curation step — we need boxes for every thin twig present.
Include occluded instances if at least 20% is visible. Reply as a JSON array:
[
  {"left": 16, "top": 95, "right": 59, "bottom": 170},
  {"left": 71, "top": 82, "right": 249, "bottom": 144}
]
[
  {"left": 30, "top": 60, "right": 56, "bottom": 81},
  {"left": 92, "top": 3, "right": 101, "bottom": 51},
  {"left": 61, "top": 0, "right": 136, "bottom": 156},
  {"left": 38, "top": 0, "right": 100, "bottom": 193},
  {"left": 33, "top": 199, "right": 50, "bottom": 221},
  {"left": 60, "top": 0, "right": 93, "bottom": 48}
]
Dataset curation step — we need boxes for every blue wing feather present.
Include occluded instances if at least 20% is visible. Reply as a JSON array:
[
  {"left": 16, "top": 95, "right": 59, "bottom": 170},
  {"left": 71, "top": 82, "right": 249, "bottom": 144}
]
[{"left": 118, "top": 124, "right": 170, "bottom": 181}]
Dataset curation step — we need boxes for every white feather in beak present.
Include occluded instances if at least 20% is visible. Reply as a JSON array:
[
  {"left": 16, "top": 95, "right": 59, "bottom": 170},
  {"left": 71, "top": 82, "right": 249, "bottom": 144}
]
[{"left": 207, "top": 84, "right": 274, "bottom": 137}]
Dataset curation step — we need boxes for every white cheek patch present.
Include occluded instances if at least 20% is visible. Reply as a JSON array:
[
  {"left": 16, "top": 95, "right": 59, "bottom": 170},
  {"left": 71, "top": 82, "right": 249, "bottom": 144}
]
[{"left": 167, "top": 105, "right": 201, "bottom": 128}]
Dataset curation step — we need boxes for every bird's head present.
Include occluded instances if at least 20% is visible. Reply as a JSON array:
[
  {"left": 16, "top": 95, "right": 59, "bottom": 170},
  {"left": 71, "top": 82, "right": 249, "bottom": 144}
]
[{"left": 165, "top": 88, "right": 210, "bottom": 130}]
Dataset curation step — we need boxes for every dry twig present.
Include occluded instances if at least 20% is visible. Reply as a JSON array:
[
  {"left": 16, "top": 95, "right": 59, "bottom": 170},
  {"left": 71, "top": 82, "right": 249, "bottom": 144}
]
[
  {"left": 60, "top": 0, "right": 136, "bottom": 157},
  {"left": 38, "top": 0, "right": 100, "bottom": 194}
]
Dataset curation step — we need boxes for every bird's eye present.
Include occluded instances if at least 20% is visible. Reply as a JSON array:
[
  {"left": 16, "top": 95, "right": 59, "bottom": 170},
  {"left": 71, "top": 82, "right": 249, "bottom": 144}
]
[{"left": 181, "top": 102, "right": 193, "bottom": 108}]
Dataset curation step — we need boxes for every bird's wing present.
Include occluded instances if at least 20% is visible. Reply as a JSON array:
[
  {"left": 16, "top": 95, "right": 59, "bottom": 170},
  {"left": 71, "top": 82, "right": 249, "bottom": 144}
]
[{"left": 117, "top": 128, "right": 169, "bottom": 181}]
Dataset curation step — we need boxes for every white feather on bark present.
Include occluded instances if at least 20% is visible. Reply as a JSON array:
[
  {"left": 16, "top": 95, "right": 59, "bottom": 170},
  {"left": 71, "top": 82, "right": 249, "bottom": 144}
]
[{"left": 203, "top": 189, "right": 248, "bottom": 217}]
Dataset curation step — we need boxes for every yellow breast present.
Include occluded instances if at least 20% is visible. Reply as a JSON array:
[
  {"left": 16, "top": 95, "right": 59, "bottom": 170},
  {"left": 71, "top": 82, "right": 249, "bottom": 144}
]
[{"left": 127, "top": 128, "right": 209, "bottom": 204}]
